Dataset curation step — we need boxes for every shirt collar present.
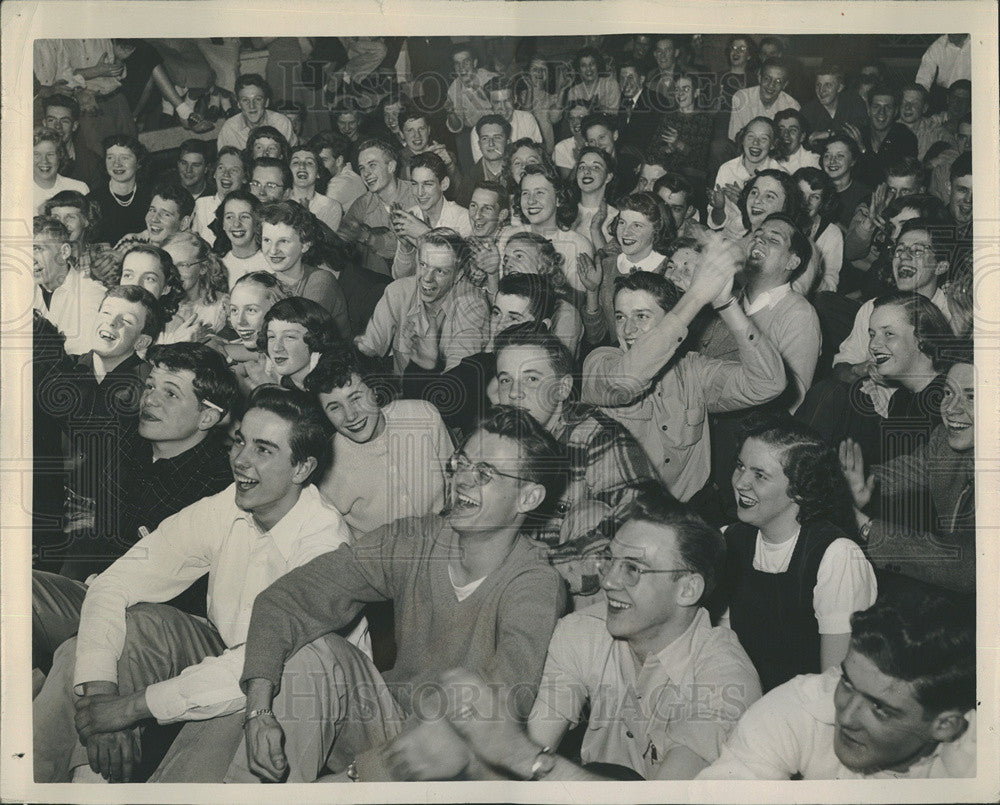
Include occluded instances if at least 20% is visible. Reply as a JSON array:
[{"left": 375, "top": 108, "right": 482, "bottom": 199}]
[
  {"left": 617, "top": 250, "right": 665, "bottom": 274},
  {"left": 642, "top": 607, "right": 712, "bottom": 678},
  {"left": 233, "top": 484, "right": 334, "bottom": 561},
  {"left": 743, "top": 283, "right": 791, "bottom": 315}
]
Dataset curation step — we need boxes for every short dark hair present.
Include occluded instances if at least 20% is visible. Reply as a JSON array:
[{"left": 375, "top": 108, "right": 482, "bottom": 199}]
[
  {"left": 822, "top": 133, "right": 862, "bottom": 164},
  {"left": 793, "top": 166, "right": 840, "bottom": 232},
  {"left": 613, "top": 270, "right": 684, "bottom": 314},
  {"left": 151, "top": 180, "right": 196, "bottom": 220},
  {"left": 947, "top": 78, "right": 971, "bottom": 96},
  {"left": 483, "top": 75, "right": 512, "bottom": 96},
  {"left": 410, "top": 150, "right": 449, "bottom": 183},
  {"left": 653, "top": 172, "right": 694, "bottom": 203},
  {"left": 102, "top": 134, "right": 147, "bottom": 171},
  {"left": 494, "top": 325, "right": 574, "bottom": 379},
  {"left": 101, "top": 284, "right": 165, "bottom": 342},
  {"left": 949, "top": 151, "right": 972, "bottom": 182},
  {"left": 626, "top": 480, "right": 726, "bottom": 605},
  {"left": 738, "top": 169, "right": 805, "bottom": 232},
  {"left": 884, "top": 193, "right": 949, "bottom": 226},
  {"left": 497, "top": 272, "right": 558, "bottom": 325},
  {"left": 120, "top": 243, "right": 184, "bottom": 319},
  {"left": 814, "top": 62, "right": 845, "bottom": 82},
  {"left": 576, "top": 144, "right": 617, "bottom": 179},
  {"left": 760, "top": 212, "right": 813, "bottom": 282},
  {"left": 307, "top": 130, "right": 353, "bottom": 163},
  {"left": 581, "top": 112, "right": 618, "bottom": 138},
  {"left": 866, "top": 82, "right": 900, "bottom": 108},
  {"left": 896, "top": 217, "right": 958, "bottom": 265},
  {"left": 42, "top": 93, "right": 80, "bottom": 120},
  {"left": 471, "top": 179, "right": 510, "bottom": 212},
  {"left": 257, "top": 296, "right": 339, "bottom": 356},
  {"left": 244, "top": 384, "right": 333, "bottom": 484},
  {"left": 774, "top": 107, "right": 809, "bottom": 136},
  {"left": 177, "top": 139, "right": 211, "bottom": 161},
  {"left": 213, "top": 189, "right": 263, "bottom": 255},
  {"left": 758, "top": 56, "right": 789, "bottom": 79},
  {"left": 235, "top": 73, "right": 272, "bottom": 100},
  {"left": 250, "top": 156, "right": 293, "bottom": 190},
  {"left": 849, "top": 592, "right": 975, "bottom": 715},
  {"left": 146, "top": 342, "right": 240, "bottom": 417},
  {"left": 467, "top": 405, "right": 567, "bottom": 506},
  {"left": 574, "top": 45, "right": 606, "bottom": 75},
  {"left": 886, "top": 155, "right": 924, "bottom": 183},
  {"left": 475, "top": 113, "right": 512, "bottom": 140},
  {"left": 305, "top": 346, "right": 364, "bottom": 395}
]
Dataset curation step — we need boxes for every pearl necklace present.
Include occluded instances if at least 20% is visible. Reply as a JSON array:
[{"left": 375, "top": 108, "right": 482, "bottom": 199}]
[{"left": 111, "top": 185, "right": 137, "bottom": 207}]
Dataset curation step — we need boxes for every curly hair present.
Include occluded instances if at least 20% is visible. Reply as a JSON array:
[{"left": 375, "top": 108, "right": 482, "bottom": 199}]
[
  {"left": 503, "top": 230, "right": 570, "bottom": 297},
  {"left": 792, "top": 166, "right": 840, "bottom": 235},
  {"left": 257, "top": 296, "right": 339, "bottom": 356},
  {"left": 162, "top": 231, "right": 229, "bottom": 305},
  {"left": 740, "top": 415, "right": 856, "bottom": 531},
  {"left": 259, "top": 200, "right": 322, "bottom": 265},
  {"left": 120, "top": 243, "right": 185, "bottom": 320},
  {"left": 504, "top": 138, "right": 557, "bottom": 193},
  {"left": 33, "top": 126, "right": 68, "bottom": 172},
  {"left": 611, "top": 191, "right": 678, "bottom": 255},
  {"left": 42, "top": 190, "right": 103, "bottom": 243},
  {"left": 737, "top": 169, "right": 805, "bottom": 232},
  {"left": 211, "top": 189, "right": 263, "bottom": 256},
  {"left": 290, "top": 143, "right": 333, "bottom": 195},
  {"left": 514, "top": 163, "right": 578, "bottom": 231}
]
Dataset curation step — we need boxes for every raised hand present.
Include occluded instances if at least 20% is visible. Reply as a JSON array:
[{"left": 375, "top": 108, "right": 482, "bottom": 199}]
[
  {"left": 838, "top": 438, "right": 875, "bottom": 511},
  {"left": 721, "top": 181, "right": 742, "bottom": 206},
  {"left": 687, "top": 231, "right": 742, "bottom": 306},
  {"left": 576, "top": 253, "right": 603, "bottom": 293}
]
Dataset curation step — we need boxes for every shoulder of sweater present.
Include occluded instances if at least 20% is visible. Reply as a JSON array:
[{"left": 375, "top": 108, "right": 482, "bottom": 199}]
[{"left": 383, "top": 397, "right": 446, "bottom": 425}]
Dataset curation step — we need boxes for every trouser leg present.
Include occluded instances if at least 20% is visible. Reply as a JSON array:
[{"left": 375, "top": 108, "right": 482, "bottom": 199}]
[
  {"left": 224, "top": 632, "right": 405, "bottom": 783},
  {"left": 32, "top": 570, "right": 87, "bottom": 673}
]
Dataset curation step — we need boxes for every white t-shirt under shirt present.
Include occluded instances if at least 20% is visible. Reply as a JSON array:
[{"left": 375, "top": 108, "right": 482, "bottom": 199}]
[
  {"left": 35, "top": 175, "right": 90, "bottom": 214},
  {"left": 719, "top": 526, "right": 877, "bottom": 635},
  {"left": 223, "top": 250, "right": 270, "bottom": 286}
]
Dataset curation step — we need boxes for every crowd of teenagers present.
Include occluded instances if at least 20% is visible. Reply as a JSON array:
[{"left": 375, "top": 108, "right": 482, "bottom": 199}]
[{"left": 31, "top": 33, "right": 976, "bottom": 785}]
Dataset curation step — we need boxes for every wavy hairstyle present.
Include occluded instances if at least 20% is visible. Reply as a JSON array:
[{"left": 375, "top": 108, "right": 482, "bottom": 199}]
[
  {"left": 162, "top": 231, "right": 229, "bottom": 305},
  {"left": 503, "top": 230, "right": 570, "bottom": 297},
  {"left": 42, "top": 190, "right": 103, "bottom": 243},
  {"left": 739, "top": 415, "right": 856, "bottom": 532},
  {"left": 244, "top": 125, "right": 292, "bottom": 164},
  {"left": 611, "top": 191, "right": 678, "bottom": 255},
  {"left": 737, "top": 169, "right": 805, "bottom": 232},
  {"left": 120, "top": 243, "right": 185, "bottom": 320},
  {"left": 514, "top": 163, "right": 578, "bottom": 231}
]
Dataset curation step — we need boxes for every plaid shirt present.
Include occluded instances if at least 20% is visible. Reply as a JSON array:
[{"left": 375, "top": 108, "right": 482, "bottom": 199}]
[
  {"left": 533, "top": 403, "right": 658, "bottom": 595},
  {"left": 100, "top": 433, "right": 234, "bottom": 561}
]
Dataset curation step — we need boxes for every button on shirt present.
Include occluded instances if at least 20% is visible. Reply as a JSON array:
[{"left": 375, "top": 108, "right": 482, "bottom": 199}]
[
  {"left": 74, "top": 484, "right": 369, "bottom": 723},
  {"left": 698, "top": 666, "right": 976, "bottom": 779},
  {"left": 530, "top": 605, "right": 761, "bottom": 779}
]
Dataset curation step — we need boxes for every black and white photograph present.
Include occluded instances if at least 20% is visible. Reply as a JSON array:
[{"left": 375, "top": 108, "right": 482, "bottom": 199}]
[{"left": 2, "top": 1, "right": 998, "bottom": 802}]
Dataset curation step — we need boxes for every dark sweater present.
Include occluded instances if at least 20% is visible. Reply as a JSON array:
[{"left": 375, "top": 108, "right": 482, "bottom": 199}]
[{"left": 241, "top": 514, "right": 567, "bottom": 718}]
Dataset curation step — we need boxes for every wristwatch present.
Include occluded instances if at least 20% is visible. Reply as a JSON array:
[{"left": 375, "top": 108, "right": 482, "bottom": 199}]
[{"left": 527, "top": 745, "right": 556, "bottom": 781}]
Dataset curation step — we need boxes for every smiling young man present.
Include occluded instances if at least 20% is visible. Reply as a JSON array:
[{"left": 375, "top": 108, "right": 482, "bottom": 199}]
[
  {"left": 33, "top": 385, "right": 368, "bottom": 784},
  {"left": 493, "top": 327, "right": 659, "bottom": 599},
  {"left": 392, "top": 151, "right": 472, "bottom": 277},
  {"left": 41, "top": 93, "right": 104, "bottom": 190},
  {"left": 307, "top": 347, "right": 453, "bottom": 537},
  {"left": 698, "top": 591, "right": 975, "bottom": 779},
  {"left": 338, "top": 138, "right": 417, "bottom": 270},
  {"left": 469, "top": 77, "right": 542, "bottom": 165},
  {"left": 728, "top": 58, "right": 800, "bottom": 142},
  {"left": 115, "top": 182, "right": 195, "bottom": 250},
  {"left": 217, "top": 73, "right": 297, "bottom": 152},
  {"left": 226, "top": 405, "right": 566, "bottom": 783},
  {"left": 356, "top": 227, "right": 490, "bottom": 375},
  {"left": 853, "top": 85, "right": 918, "bottom": 186},
  {"left": 32, "top": 343, "right": 238, "bottom": 672},
  {"left": 527, "top": 484, "right": 761, "bottom": 780},
  {"left": 456, "top": 114, "right": 512, "bottom": 206}
]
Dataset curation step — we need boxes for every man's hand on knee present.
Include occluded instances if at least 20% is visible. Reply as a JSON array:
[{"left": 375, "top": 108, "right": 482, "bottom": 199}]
[
  {"left": 84, "top": 729, "right": 141, "bottom": 783},
  {"left": 74, "top": 690, "right": 151, "bottom": 740},
  {"left": 245, "top": 713, "right": 288, "bottom": 782}
]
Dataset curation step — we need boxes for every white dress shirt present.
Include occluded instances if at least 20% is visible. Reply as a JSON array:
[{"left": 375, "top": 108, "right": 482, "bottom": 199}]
[{"left": 74, "top": 484, "right": 369, "bottom": 723}]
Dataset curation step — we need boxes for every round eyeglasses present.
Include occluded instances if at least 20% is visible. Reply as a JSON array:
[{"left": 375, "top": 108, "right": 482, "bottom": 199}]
[
  {"left": 447, "top": 450, "right": 532, "bottom": 487},
  {"left": 595, "top": 552, "right": 691, "bottom": 587}
]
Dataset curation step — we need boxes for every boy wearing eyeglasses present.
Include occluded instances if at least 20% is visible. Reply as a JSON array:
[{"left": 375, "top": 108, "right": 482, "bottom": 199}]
[
  {"left": 525, "top": 482, "right": 761, "bottom": 780},
  {"left": 226, "top": 405, "right": 567, "bottom": 783}
]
